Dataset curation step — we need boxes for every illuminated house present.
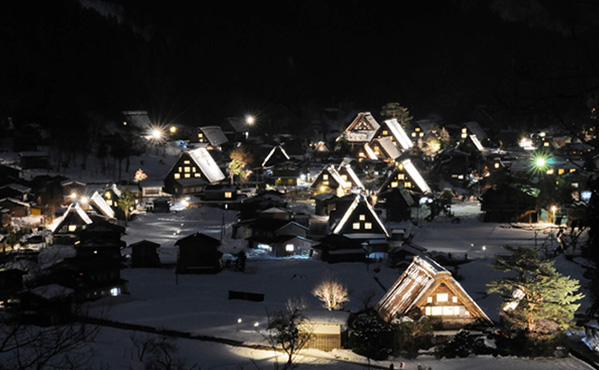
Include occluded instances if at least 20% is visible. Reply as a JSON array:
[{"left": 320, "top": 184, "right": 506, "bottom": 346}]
[
  {"left": 192, "top": 126, "right": 228, "bottom": 150},
  {"left": 163, "top": 147, "right": 225, "bottom": 196},
  {"left": 336, "top": 112, "right": 381, "bottom": 153},
  {"left": 89, "top": 191, "right": 115, "bottom": 219},
  {"left": 309, "top": 165, "right": 351, "bottom": 197},
  {"left": 246, "top": 218, "right": 309, "bottom": 255},
  {"left": 61, "top": 179, "right": 86, "bottom": 204},
  {"left": 313, "top": 141, "right": 331, "bottom": 158},
  {"left": 329, "top": 194, "right": 388, "bottom": 241},
  {"left": 51, "top": 202, "right": 93, "bottom": 245},
  {"left": 377, "top": 159, "right": 431, "bottom": 195},
  {"left": 261, "top": 144, "right": 291, "bottom": 168},
  {"left": 0, "top": 197, "right": 30, "bottom": 218},
  {"left": 459, "top": 121, "right": 487, "bottom": 142},
  {"left": 370, "top": 137, "right": 402, "bottom": 163},
  {"left": 376, "top": 255, "right": 493, "bottom": 330},
  {"left": 382, "top": 118, "right": 413, "bottom": 151},
  {"left": 101, "top": 184, "right": 121, "bottom": 208},
  {"left": 337, "top": 163, "right": 365, "bottom": 192}
]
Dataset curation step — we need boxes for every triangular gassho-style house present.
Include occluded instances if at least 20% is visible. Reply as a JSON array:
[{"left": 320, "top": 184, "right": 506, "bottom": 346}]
[
  {"left": 382, "top": 118, "right": 413, "bottom": 151},
  {"left": 261, "top": 144, "right": 291, "bottom": 168},
  {"left": 193, "top": 126, "right": 229, "bottom": 149},
  {"left": 164, "top": 147, "right": 225, "bottom": 196},
  {"left": 337, "top": 163, "right": 365, "bottom": 192},
  {"left": 89, "top": 191, "right": 115, "bottom": 219},
  {"left": 330, "top": 194, "right": 388, "bottom": 240},
  {"left": 51, "top": 202, "right": 94, "bottom": 244},
  {"left": 376, "top": 159, "right": 432, "bottom": 196},
  {"left": 375, "top": 255, "right": 493, "bottom": 330},
  {"left": 370, "top": 137, "right": 402, "bottom": 163},
  {"left": 309, "top": 165, "right": 351, "bottom": 197},
  {"left": 378, "top": 159, "right": 431, "bottom": 195},
  {"left": 336, "top": 112, "right": 381, "bottom": 151}
]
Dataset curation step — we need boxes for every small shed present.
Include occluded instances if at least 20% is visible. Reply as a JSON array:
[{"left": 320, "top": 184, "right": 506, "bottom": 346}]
[
  {"left": 130, "top": 240, "right": 161, "bottom": 268},
  {"left": 175, "top": 232, "right": 222, "bottom": 274},
  {"left": 301, "top": 310, "right": 350, "bottom": 351}
]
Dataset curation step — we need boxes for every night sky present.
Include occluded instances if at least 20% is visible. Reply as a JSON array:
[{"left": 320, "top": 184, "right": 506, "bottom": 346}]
[{"left": 2, "top": 0, "right": 599, "bottom": 130}]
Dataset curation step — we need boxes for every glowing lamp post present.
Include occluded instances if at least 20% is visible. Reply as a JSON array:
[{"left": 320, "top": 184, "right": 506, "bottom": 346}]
[{"left": 237, "top": 318, "right": 242, "bottom": 331}]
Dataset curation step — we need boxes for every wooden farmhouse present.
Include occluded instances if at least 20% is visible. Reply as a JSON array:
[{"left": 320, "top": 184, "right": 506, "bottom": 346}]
[
  {"left": 337, "top": 163, "right": 366, "bottom": 192},
  {"left": 192, "top": 126, "right": 229, "bottom": 150},
  {"left": 88, "top": 191, "right": 116, "bottom": 219},
  {"left": 376, "top": 255, "right": 493, "bottom": 330},
  {"left": 309, "top": 165, "right": 351, "bottom": 197},
  {"left": 379, "top": 118, "right": 414, "bottom": 151},
  {"left": 330, "top": 194, "right": 388, "bottom": 241},
  {"left": 300, "top": 310, "right": 351, "bottom": 352},
  {"left": 261, "top": 144, "right": 291, "bottom": 168},
  {"left": 164, "top": 147, "right": 226, "bottom": 196},
  {"left": 0, "top": 197, "right": 30, "bottom": 218},
  {"left": 51, "top": 202, "right": 93, "bottom": 244},
  {"left": 336, "top": 112, "right": 381, "bottom": 154},
  {"left": 175, "top": 232, "right": 223, "bottom": 274},
  {"left": 0, "top": 183, "right": 31, "bottom": 202},
  {"left": 370, "top": 136, "right": 402, "bottom": 163},
  {"left": 377, "top": 159, "right": 431, "bottom": 196}
]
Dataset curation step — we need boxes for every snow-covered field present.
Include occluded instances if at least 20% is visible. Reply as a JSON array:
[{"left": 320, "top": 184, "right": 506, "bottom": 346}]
[{"left": 83, "top": 201, "right": 595, "bottom": 369}]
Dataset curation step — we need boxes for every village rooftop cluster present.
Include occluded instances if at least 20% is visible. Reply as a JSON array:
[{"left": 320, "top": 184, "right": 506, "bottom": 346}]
[{"left": 0, "top": 105, "right": 598, "bottom": 368}]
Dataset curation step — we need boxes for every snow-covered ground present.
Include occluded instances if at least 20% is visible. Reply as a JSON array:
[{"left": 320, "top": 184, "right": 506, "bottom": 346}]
[{"left": 82, "top": 201, "right": 595, "bottom": 369}]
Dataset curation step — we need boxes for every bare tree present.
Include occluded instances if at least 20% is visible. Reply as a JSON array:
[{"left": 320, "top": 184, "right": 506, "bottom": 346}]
[
  {"left": 128, "top": 333, "right": 198, "bottom": 370},
  {"left": 263, "top": 299, "right": 313, "bottom": 369},
  {"left": 312, "top": 272, "right": 349, "bottom": 311},
  {"left": 0, "top": 314, "right": 100, "bottom": 370}
]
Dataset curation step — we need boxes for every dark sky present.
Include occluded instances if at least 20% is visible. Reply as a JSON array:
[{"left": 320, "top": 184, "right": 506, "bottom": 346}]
[{"left": 2, "top": 0, "right": 599, "bottom": 129}]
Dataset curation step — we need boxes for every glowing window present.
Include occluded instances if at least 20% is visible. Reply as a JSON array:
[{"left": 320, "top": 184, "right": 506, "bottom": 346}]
[
  {"left": 352, "top": 223, "right": 360, "bottom": 230},
  {"left": 461, "top": 133, "right": 467, "bottom": 139},
  {"left": 419, "top": 132, "right": 424, "bottom": 137},
  {"left": 184, "top": 173, "right": 190, "bottom": 178},
  {"left": 415, "top": 127, "right": 420, "bottom": 132},
  {"left": 452, "top": 296, "right": 458, "bottom": 303},
  {"left": 105, "top": 192, "right": 111, "bottom": 199},
  {"left": 192, "top": 167, "right": 197, "bottom": 172},
  {"left": 174, "top": 173, "right": 181, "bottom": 179},
  {"left": 68, "top": 225, "right": 77, "bottom": 232},
  {"left": 436, "top": 293, "right": 448, "bottom": 302},
  {"left": 382, "top": 130, "right": 388, "bottom": 135},
  {"left": 178, "top": 167, "right": 183, "bottom": 172},
  {"left": 397, "top": 174, "right": 405, "bottom": 180},
  {"left": 323, "top": 180, "right": 329, "bottom": 186},
  {"left": 398, "top": 164, "right": 404, "bottom": 170},
  {"left": 184, "top": 167, "right": 191, "bottom": 172},
  {"left": 184, "top": 160, "right": 190, "bottom": 164},
  {"left": 194, "top": 173, "right": 201, "bottom": 177},
  {"left": 411, "top": 132, "right": 416, "bottom": 137},
  {"left": 570, "top": 168, "right": 576, "bottom": 173},
  {"left": 225, "top": 192, "right": 232, "bottom": 198},
  {"left": 364, "top": 222, "right": 372, "bottom": 230},
  {"left": 425, "top": 306, "right": 431, "bottom": 315},
  {"left": 341, "top": 175, "right": 347, "bottom": 181},
  {"left": 359, "top": 214, "right": 366, "bottom": 221},
  {"left": 443, "top": 306, "right": 455, "bottom": 316},
  {"left": 404, "top": 181, "right": 412, "bottom": 188},
  {"left": 427, "top": 297, "right": 433, "bottom": 303},
  {"left": 391, "top": 181, "right": 399, "bottom": 188},
  {"left": 285, "top": 244, "right": 294, "bottom": 252},
  {"left": 461, "top": 128, "right": 467, "bottom": 133},
  {"left": 431, "top": 307, "right": 443, "bottom": 316},
  {"left": 323, "top": 174, "right": 329, "bottom": 180}
]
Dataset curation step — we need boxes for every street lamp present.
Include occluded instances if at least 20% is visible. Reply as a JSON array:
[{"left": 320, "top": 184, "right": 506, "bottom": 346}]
[{"left": 245, "top": 115, "right": 255, "bottom": 125}]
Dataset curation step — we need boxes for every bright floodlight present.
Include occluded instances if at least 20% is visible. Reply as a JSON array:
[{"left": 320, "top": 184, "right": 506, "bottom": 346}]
[
  {"left": 535, "top": 157, "right": 546, "bottom": 167},
  {"left": 151, "top": 129, "right": 162, "bottom": 140},
  {"left": 246, "top": 115, "right": 255, "bottom": 125}
]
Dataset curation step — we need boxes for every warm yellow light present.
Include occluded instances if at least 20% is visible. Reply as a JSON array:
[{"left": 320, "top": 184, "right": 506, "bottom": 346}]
[
  {"left": 151, "top": 129, "right": 162, "bottom": 140},
  {"left": 105, "top": 191, "right": 111, "bottom": 199},
  {"left": 70, "top": 192, "right": 77, "bottom": 199},
  {"left": 170, "top": 126, "right": 177, "bottom": 134},
  {"left": 80, "top": 196, "right": 88, "bottom": 204},
  {"left": 551, "top": 205, "right": 557, "bottom": 212},
  {"left": 246, "top": 115, "right": 255, "bottom": 125}
]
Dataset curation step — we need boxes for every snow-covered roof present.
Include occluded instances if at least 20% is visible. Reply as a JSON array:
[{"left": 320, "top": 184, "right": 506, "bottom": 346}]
[
  {"left": 376, "top": 255, "right": 492, "bottom": 324},
  {"left": 90, "top": 191, "right": 115, "bottom": 219},
  {"left": 261, "top": 145, "right": 291, "bottom": 167},
  {"left": 29, "top": 284, "right": 74, "bottom": 300},
  {"left": 400, "top": 159, "right": 431, "bottom": 194},
  {"left": 332, "top": 194, "right": 388, "bottom": 238},
  {"left": 373, "top": 137, "right": 402, "bottom": 160},
  {"left": 338, "top": 112, "right": 381, "bottom": 143},
  {"left": 122, "top": 110, "right": 152, "bottom": 129},
  {"left": 50, "top": 202, "right": 93, "bottom": 233},
  {"left": 0, "top": 183, "right": 31, "bottom": 193},
  {"left": 384, "top": 118, "right": 413, "bottom": 150},
  {"left": 187, "top": 147, "right": 226, "bottom": 183},
  {"left": 363, "top": 143, "right": 378, "bottom": 160},
  {"left": 463, "top": 121, "right": 487, "bottom": 141},
  {"left": 338, "top": 164, "right": 365, "bottom": 190},
  {"left": 0, "top": 197, "right": 31, "bottom": 207},
  {"left": 198, "top": 126, "right": 229, "bottom": 147},
  {"left": 468, "top": 135, "right": 485, "bottom": 152}
]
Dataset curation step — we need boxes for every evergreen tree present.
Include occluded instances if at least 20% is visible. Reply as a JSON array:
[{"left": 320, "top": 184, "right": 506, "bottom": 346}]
[
  {"left": 487, "top": 246, "right": 584, "bottom": 339},
  {"left": 380, "top": 102, "right": 413, "bottom": 127},
  {"left": 117, "top": 187, "right": 136, "bottom": 223}
]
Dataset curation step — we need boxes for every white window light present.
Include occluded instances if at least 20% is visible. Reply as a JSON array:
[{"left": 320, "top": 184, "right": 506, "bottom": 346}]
[{"left": 285, "top": 244, "right": 294, "bottom": 252}]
